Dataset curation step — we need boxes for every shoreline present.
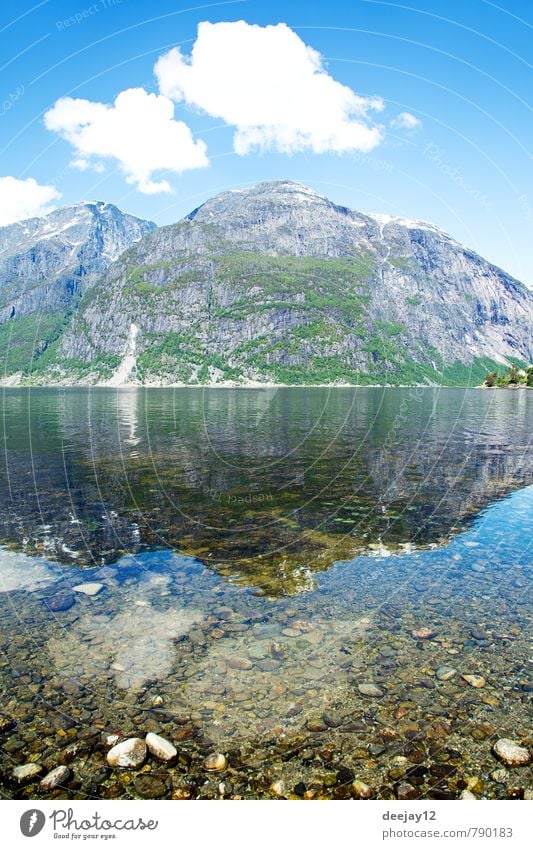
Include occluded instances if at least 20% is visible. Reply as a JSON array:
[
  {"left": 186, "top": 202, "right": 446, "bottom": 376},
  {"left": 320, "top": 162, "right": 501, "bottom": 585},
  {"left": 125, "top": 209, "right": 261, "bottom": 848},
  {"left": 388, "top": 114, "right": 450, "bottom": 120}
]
[{"left": 1, "top": 380, "right": 532, "bottom": 390}]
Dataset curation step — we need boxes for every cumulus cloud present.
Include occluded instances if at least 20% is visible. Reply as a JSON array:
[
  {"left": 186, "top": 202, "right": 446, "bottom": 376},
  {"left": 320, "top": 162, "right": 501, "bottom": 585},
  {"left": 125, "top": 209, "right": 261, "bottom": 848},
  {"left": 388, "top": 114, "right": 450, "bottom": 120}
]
[
  {"left": 391, "top": 111, "right": 421, "bottom": 130},
  {"left": 155, "top": 20, "right": 384, "bottom": 156},
  {"left": 44, "top": 87, "right": 208, "bottom": 194},
  {"left": 0, "top": 176, "right": 61, "bottom": 226}
]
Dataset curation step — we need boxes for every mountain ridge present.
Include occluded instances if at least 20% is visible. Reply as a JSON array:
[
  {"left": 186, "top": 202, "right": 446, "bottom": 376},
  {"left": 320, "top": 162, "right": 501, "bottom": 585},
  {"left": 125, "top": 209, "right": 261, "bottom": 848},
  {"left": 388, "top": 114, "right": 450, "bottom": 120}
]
[
  {"left": 0, "top": 201, "right": 155, "bottom": 380},
  {"left": 1, "top": 181, "right": 531, "bottom": 386}
]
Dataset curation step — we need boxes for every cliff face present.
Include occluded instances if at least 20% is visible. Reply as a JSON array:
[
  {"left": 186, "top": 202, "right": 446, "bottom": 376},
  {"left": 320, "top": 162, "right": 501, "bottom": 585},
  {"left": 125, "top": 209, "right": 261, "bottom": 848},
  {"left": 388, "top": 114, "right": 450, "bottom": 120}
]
[
  {"left": 3, "top": 183, "right": 532, "bottom": 385},
  {"left": 0, "top": 202, "right": 154, "bottom": 379}
]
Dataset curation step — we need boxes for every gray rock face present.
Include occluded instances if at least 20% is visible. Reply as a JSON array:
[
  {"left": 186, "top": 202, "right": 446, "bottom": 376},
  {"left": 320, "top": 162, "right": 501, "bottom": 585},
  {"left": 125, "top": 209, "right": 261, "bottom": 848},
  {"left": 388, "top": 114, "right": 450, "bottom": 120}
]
[
  {"left": 0, "top": 202, "right": 154, "bottom": 323},
  {"left": 4, "top": 182, "right": 532, "bottom": 384},
  {"left": 0, "top": 202, "right": 155, "bottom": 380}
]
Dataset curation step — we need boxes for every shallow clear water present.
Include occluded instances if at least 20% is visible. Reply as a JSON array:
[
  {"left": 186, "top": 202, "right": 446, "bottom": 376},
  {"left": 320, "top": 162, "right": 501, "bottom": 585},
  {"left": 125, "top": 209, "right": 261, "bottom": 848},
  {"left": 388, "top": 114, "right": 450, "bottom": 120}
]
[{"left": 0, "top": 387, "right": 531, "bottom": 799}]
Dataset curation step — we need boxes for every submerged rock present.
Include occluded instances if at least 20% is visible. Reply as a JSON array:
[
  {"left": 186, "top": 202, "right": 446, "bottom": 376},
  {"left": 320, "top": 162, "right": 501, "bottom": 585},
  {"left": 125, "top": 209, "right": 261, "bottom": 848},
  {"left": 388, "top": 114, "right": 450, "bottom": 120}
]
[
  {"left": 352, "top": 780, "right": 373, "bottom": 799},
  {"left": 460, "top": 789, "right": 477, "bottom": 800},
  {"left": 107, "top": 738, "right": 147, "bottom": 768},
  {"left": 145, "top": 732, "right": 177, "bottom": 762},
  {"left": 134, "top": 775, "right": 168, "bottom": 798},
  {"left": 39, "top": 765, "right": 70, "bottom": 790},
  {"left": 461, "top": 674, "right": 486, "bottom": 688},
  {"left": 358, "top": 683, "right": 384, "bottom": 697},
  {"left": 12, "top": 763, "right": 42, "bottom": 783},
  {"left": 204, "top": 753, "right": 227, "bottom": 771},
  {"left": 226, "top": 657, "right": 253, "bottom": 670},
  {"left": 45, "top": 593, "right": 75, "bottom": 612},
  {"left": 270, "top": 780, "right": 286, "bottom": 796},
  {"left": 411, "top": 627, "right": 438, "bottom": 640},
  {"left": 436, "top": 666, "right": 457, "bottom": 681},
  {"left": 492, "top": 739, "right": 531, "bottom": 767},
  {"left": 0, "top": 714, "right": 15, "bottom": 733},
  {"left": 72, "top": 582, "right": 104, "bottom": 596},
  {"left": 396, "top": 782, "right": 419, "bottom": 800}
]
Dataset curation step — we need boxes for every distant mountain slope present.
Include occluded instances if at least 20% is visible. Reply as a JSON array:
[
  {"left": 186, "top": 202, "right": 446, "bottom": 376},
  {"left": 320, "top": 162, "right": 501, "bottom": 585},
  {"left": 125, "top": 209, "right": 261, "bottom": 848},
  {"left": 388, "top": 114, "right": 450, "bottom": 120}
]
[
  {"left": 3, "top": 182, "right": 532, "bottom": 385},
  {"left": 0, "top": 202, "right": 155, "bottom": 379}
]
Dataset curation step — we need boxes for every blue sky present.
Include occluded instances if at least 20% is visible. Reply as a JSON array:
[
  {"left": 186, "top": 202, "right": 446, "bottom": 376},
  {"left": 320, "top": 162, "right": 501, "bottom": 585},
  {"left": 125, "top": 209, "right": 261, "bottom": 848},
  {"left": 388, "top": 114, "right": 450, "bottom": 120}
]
[{"left": 1, "top": 0, "right": 532, "bottom": 285}]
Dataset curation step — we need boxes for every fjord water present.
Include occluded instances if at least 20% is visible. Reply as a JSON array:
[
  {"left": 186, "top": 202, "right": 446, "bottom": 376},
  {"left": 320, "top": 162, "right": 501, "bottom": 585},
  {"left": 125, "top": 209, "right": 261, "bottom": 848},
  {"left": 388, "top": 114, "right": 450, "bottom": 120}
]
[{"left": 0, "top": 387, "right": 531, "bottom": 799}]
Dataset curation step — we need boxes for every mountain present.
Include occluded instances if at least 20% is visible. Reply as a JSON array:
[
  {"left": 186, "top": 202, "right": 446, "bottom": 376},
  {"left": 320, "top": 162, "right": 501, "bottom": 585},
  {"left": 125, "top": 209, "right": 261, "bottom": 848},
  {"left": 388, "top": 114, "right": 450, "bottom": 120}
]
[
  {"left": 0, "top": 202, "right": 155, "bottom": 381},
  {"left": 3, "top": 182, "right": 532, "bottom": 385}
]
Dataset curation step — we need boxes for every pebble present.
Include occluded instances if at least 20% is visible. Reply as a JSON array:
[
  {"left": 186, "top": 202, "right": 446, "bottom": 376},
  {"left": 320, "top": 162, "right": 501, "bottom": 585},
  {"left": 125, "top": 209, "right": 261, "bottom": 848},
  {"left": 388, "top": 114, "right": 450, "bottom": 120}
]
[
  {"left": 358, "top": 683, "right": 384, "bottom": 697},
  {"left": 396, "top": 782, "right": 418, "bottom": 800},
  {"left": 492, "top": 739, "right": 531, "bottom": 767},
  {"left": 145, "top": 732, "right": 177, "bottom": 762},
  {"left": 491, "top": 769, "right": 508, "bottom": 784},
  {"left": 248, "top": 645, "right": 268, "bottom": 661},
  {"left": 352, "top": 780, "right": 373, "bottom": 799},
  {"left": 12, "top": 763, "right": 42, "bottom": 783},
  {"left": 172, "top": 788, "right": 192, "bottom": 800},
  {"left": 72, "top": 582, "right": 104, "bottom": 596},
  {"left": 307, "top": 719, "right": 327, "bottom": 732},
  {"left": 461, "top": 674, "right": 486, "bottom": 688},
  {"left": 204, "top": 753, "right": 227, "bottom": 771},
  {"left": 323, "top": 710, "right": 345, "bottom": 728},
  {"left": 257, "top": 659, "right": 281, "bottom": 672},
  {"left": 282, "top": 628, "right": 301, "bottom": 638},
  {"left": 46, "top": 593, "right": 75, "bottom": 612},
  {"left": 107, "top": 738, "right": 147, "bottom": 768},
  {"left": 460, "top": 790, "right": 477, "bottom": 800},
  {"left": 411, "top": 627, "right": 438, "bottom": 640},
  {"left": 226, "top": 657, "right": 253, "bottom": 670},
  {"left": 0, "top": 714, "right": 15, "bottom": 733},
  {"left": 134, "top": 775, "right": 168, "bottom": 798},
  {"left": 270, "top": 642, "right": 287, "bottom": 660},
  {"left": 270, "top": 780, "right": 286, "bottom": 796},
  {"left": 39, "top": 765, "right": 70, "bottom": 791},
  {"left": 436, "top": 666, "right": 457, "bottom": 681}
]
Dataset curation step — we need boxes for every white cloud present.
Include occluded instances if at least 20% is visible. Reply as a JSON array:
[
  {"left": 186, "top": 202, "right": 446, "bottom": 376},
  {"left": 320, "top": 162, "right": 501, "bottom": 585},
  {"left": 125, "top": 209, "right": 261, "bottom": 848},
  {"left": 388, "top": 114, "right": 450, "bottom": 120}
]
[
  {"left": 155, "top": 20, "right": 384, "bottom": 156},
  {"left": 0, "top": 176, "right": 61, "bottom": 226},
  {"left": 391, "top": 111, "right": 421, "bottom": 130},
  {"left": 44, "top": 87, "right": 209, "bottom": 194}
]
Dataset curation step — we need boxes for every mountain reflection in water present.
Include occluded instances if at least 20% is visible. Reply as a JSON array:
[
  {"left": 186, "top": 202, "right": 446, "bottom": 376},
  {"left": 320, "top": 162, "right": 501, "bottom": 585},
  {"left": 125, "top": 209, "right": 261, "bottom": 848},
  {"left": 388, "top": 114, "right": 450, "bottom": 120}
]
[{"left": 0, "top": 387, "right": 530, "bottom": 595}]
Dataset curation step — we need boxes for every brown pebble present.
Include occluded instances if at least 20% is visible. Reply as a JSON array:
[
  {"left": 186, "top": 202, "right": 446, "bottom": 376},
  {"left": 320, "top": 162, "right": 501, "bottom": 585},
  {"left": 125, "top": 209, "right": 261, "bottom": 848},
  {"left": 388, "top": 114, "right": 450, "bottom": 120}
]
[{"left": 204, "top": 753, "right": 227, "bottom": 771}]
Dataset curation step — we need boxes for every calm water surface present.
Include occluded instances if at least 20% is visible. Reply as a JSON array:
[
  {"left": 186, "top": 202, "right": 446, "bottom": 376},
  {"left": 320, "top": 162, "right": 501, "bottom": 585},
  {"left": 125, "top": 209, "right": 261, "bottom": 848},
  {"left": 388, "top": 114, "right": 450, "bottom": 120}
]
[{"left": 0, "top": 388, "right": 531, "bottom": 799}]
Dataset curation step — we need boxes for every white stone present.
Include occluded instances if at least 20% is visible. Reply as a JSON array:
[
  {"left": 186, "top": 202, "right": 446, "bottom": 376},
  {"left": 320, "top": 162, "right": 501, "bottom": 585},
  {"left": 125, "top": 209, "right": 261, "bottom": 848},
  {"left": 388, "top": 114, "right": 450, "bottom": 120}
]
[
  {"left": 460, "top": 790, "right": 477, "bottom": 800},
  {"left": 39, "top": 765, "right": 70, "bottom": 790},
  {"left": 145, "top": 732, "right": 177, "bottom": 762},
  {"left": 270, "top": 780, "right": 286, "bottom": 796},
  {"left": 492, "top": 738, "right": 531, "bottom": 767},
  {"left": 107, "top": 737, "right": 147, "bottom": 768},
  {"left": 72, "top": 582, "right": 104, "bottom": 596}
]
